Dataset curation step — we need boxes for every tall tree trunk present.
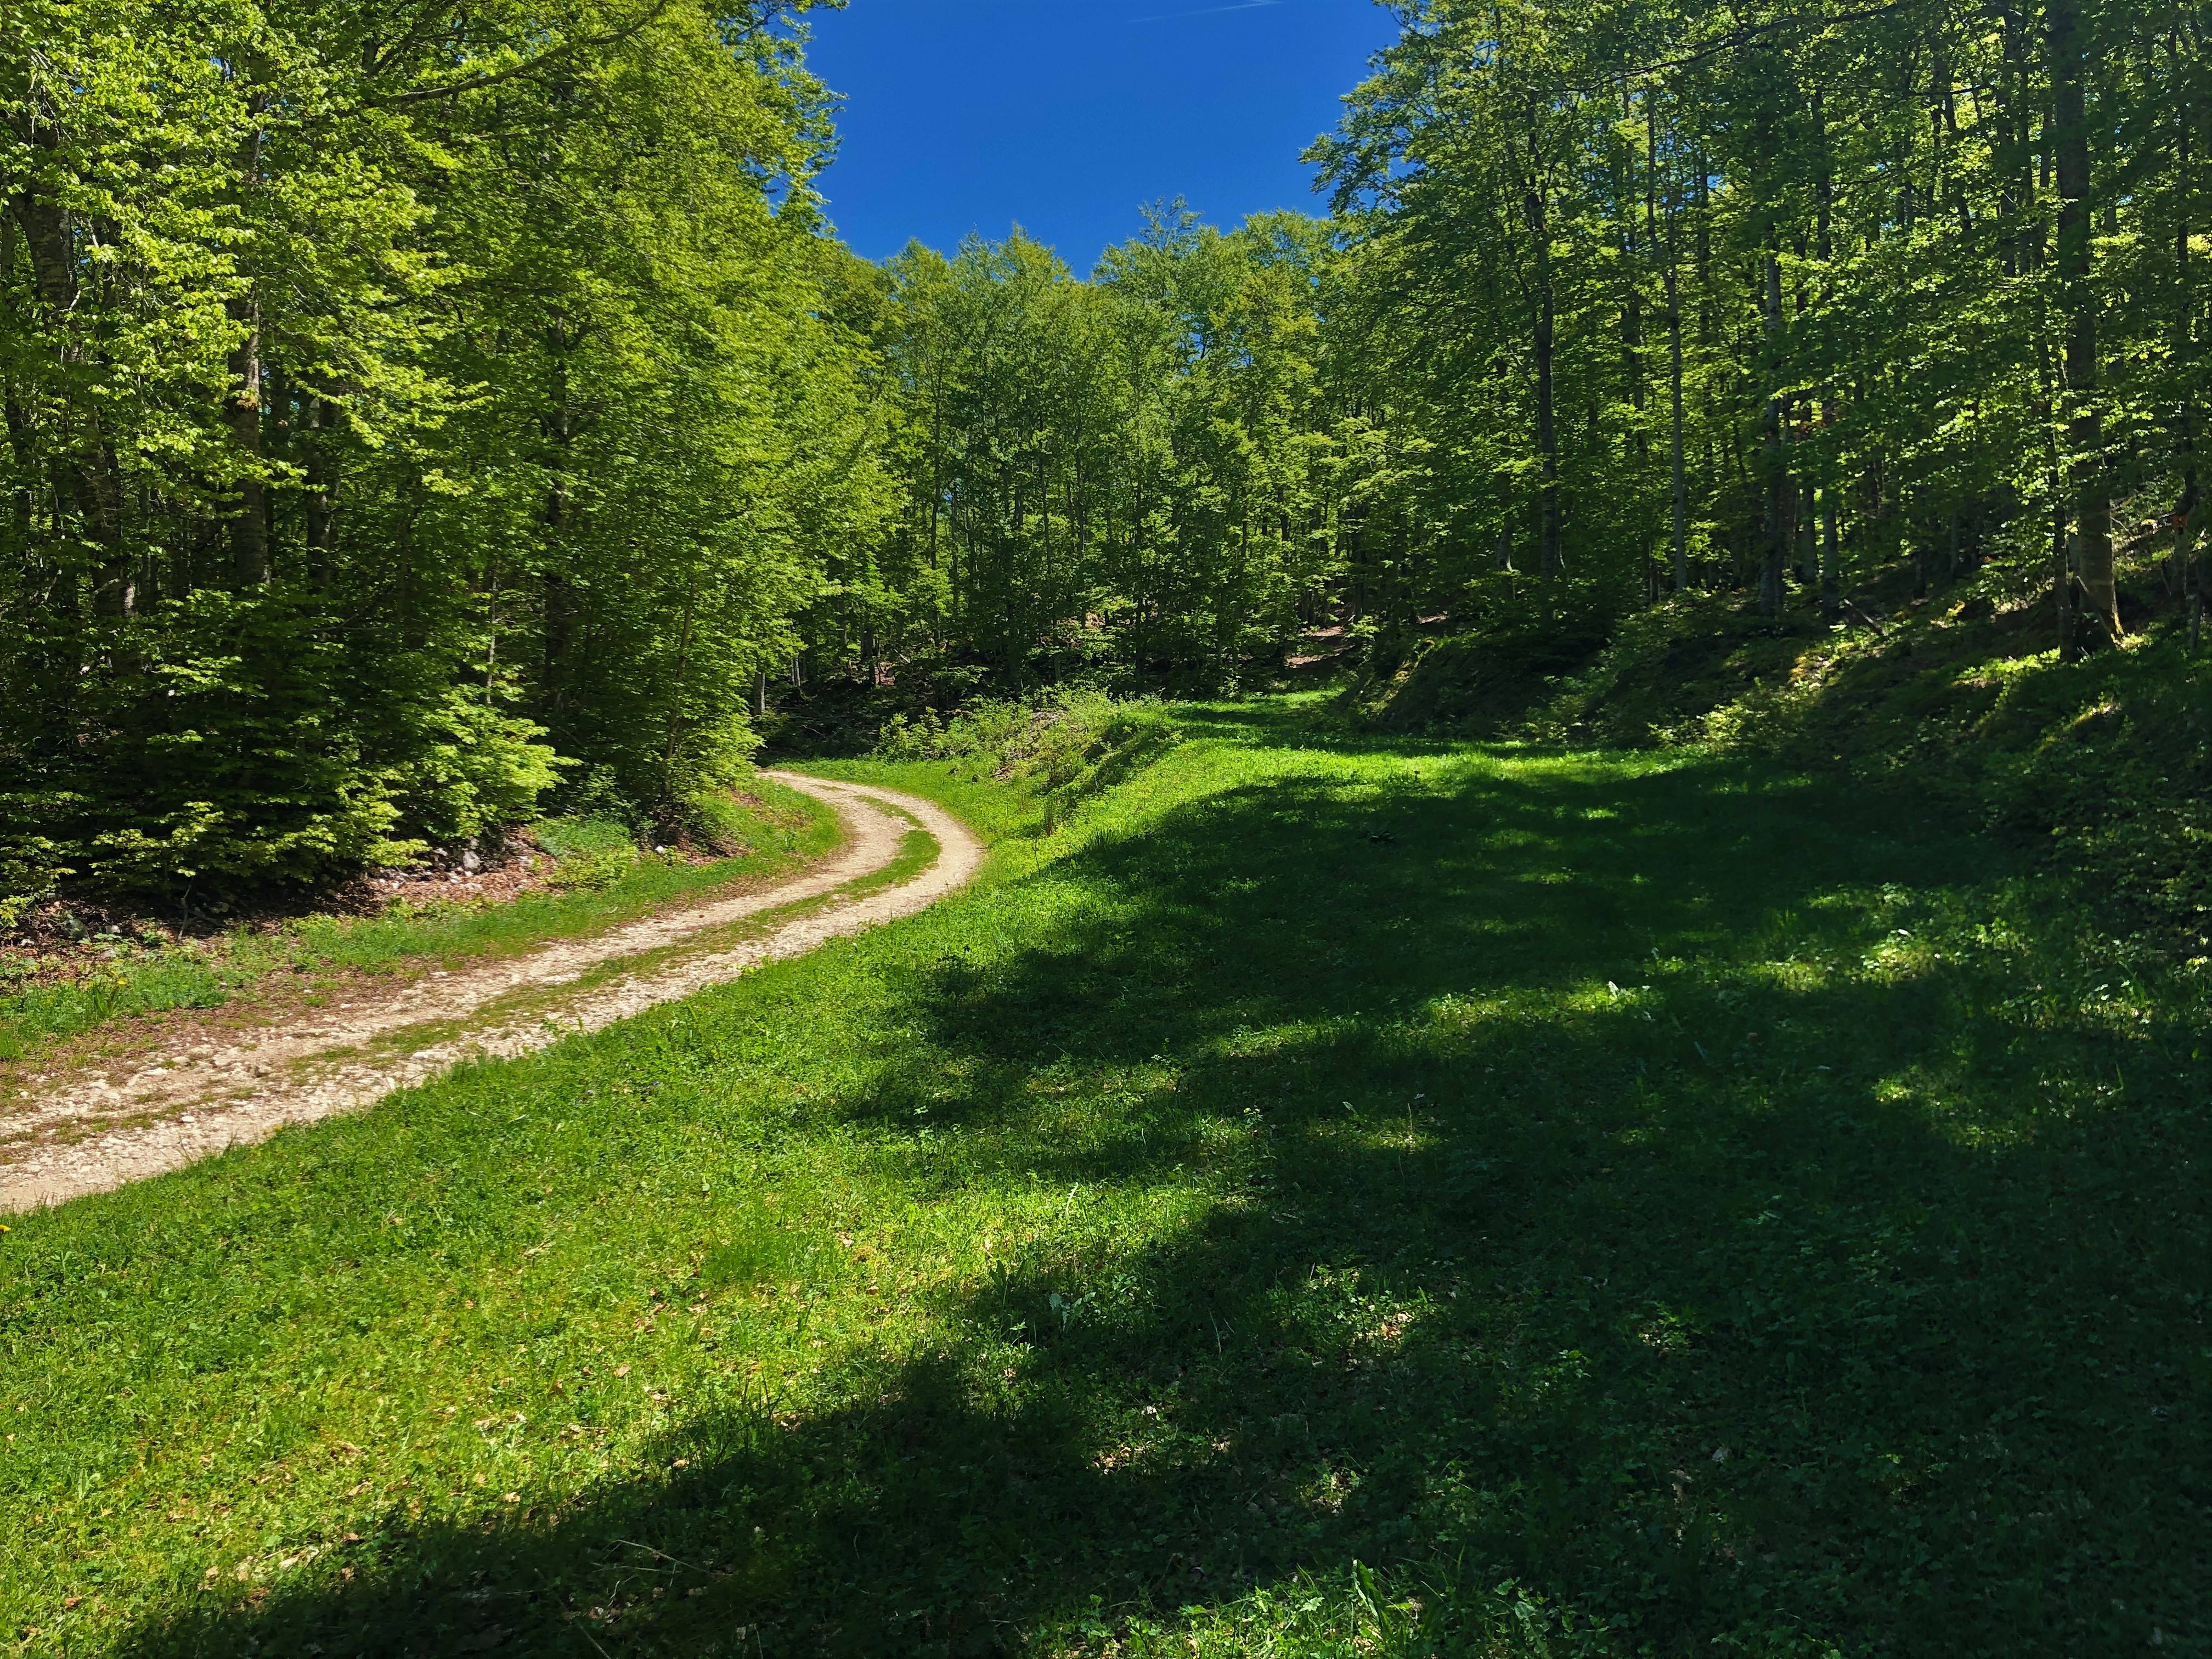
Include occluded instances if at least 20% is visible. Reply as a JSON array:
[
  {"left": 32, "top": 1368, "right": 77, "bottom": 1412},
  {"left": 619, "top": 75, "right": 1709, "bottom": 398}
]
[
  {"left": 2173, "top": 31, "right": 2199, "bottom": 626},
  {"left": 227, "top": 109, "right": 269, "bottom": 590},
  {"left": 1528, "top": 164, "right": 1562, "bottom": 588},
  {"left": 1820, "top": 479, "right": 1841, "bottom": 614},
  {"left": 83, "top": 439, "right": 128, "bottom": 618},
  {"left": 2051, "top": 0, "right": 2119, "bottom": 640},
  {"left": 303, "top": 392, "right": 341, "bottom": 577},
  {"left": 2002, "top": 9, "right": 2033, "bottom": 274},
  {"left": 1759, "top": 244, "right": 1786, "bottom": 617},
  {"left": 1625, "top": 90, "right": 1646, "bottom": 466},
  {"left": 1814, "top": 86, "right": 1838, "bottom": 619},
  {"left": 2034, "top": 330, "right": 2077, "bottom": 654},
  {"left": 2055, "top": 493, "right": 2076, "bottom": 655},
  {"left": 227, "top": 291, "right": 268, "bottom": 587},
  {"left": 1664, "top": 139, "right": 1688, "bottom": 594},
  {"left": 1668, "top": 282, "right": 1688, "bottom": 594},
  {"left": 1801, "top": 483, "right": 1819, "bottom": 588}
]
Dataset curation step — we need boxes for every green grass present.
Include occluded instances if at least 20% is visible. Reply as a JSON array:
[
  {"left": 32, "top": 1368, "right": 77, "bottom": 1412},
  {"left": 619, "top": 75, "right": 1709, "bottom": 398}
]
[
  {"left": 0, "top": 706, "right": 2204, "bottom": 1657},
  {"left": 0, "top": 780, "right": 840, "bottom": 1063}
]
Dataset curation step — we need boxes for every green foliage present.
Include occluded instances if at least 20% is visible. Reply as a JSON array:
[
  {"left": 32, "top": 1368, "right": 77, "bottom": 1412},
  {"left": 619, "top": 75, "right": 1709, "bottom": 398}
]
[
  {"left": 0, "top": 819, "right": 72, "bottom": 930},
  {"left": 0, "top": 0, "right": 889, "bottom": 893},
  {"left": 789, "top": 0, "right": 2210, "bottom": 836},
  {"left": 873, "top": 689, "right": 1183, "bottom": 816},
  {"left": 530, "top": 814, "right": 644, "bottom": 891},
  {"left": 1376, "top": 555, "right": 2212, "bottom": 941},
  {"left": 799, "top": 210, "right": 1344, "bottom": 698},
  {"left": 0, "top": 712, "right": 2201, "bottom": 1655}
]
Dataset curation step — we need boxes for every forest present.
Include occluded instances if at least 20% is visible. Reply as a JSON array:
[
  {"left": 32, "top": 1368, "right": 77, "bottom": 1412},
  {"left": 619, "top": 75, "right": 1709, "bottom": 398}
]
[
  {"left": 1, "top": 0, "right": 893, "bottom": 902},
  {"left": 8, "top": 0, "right": 2204, "bottom": 906},
  {"left": 2, "top": 1, "right": 2207, "bottom": 1654}
]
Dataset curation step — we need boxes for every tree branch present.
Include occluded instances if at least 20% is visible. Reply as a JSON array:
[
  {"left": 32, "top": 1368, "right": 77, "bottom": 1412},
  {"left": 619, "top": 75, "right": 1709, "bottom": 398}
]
[{"left": 373, "top": 0, "right": 676, "bottom": 108}]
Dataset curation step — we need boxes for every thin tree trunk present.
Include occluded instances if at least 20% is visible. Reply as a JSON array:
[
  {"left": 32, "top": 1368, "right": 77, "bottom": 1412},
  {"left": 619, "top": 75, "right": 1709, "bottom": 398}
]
[
  {"left": 1759, "top": 244, "right": 1786, "bottom": 616},
  {"left": 2051, "top": 0, "right": 2119, "bottom": 639},
  {"left": 303, "top": 393, "right": 342, "bottom": 580},
  {"left": 1666, "top": 208, "right": 1688, "bottom": 592},
  {"left": 2172, "top": 32, "right": 2198, "bottom": 622},
  {"left": 82, "top": 439, "right": 129, "bottom": 618},
  {"left": 484, "top": 557, "right": 499, "bottom": 698},
  {"left": 1820, "top": 480, "right": 1841, "bottom": 615},
  {"left": 1529, "top": 163, "right": 1562, "bottom": 589},
  {"left": 2053, "top": 449, "right": 2077, "bottom": 658},
  {"left": 228, "top": 291, "right": 268, "bottom": 587}
]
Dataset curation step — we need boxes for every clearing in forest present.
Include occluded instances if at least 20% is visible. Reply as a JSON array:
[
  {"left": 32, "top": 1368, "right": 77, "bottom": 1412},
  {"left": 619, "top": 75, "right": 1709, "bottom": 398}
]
[{"left": 0, "top": 702, "right": 2200, "bottom": 1658}]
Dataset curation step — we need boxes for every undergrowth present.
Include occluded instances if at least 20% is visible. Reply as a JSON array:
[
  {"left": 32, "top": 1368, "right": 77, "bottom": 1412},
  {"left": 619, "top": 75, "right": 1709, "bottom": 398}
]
[
  {"left": 1353, "top": 536, "right": 2212, "bottom": 950},
  {"left": 873, "top": 688, "right": 1182, "bottom": 825}
]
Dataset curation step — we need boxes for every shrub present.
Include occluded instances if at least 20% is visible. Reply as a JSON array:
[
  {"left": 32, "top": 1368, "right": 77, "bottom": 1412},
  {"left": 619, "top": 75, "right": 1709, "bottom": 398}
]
[
  {"left": 872, "top": 689, "right": 1181, "bottom": 805},
  {"left": 531, "top": 815, "right": 642, "bottom": 890}
]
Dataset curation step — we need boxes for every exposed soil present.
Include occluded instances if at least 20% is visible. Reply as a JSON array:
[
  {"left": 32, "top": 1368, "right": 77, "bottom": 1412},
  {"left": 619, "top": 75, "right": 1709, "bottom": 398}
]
[{"left": 0, "top": 773, "right": 983, "bottom": 1213}]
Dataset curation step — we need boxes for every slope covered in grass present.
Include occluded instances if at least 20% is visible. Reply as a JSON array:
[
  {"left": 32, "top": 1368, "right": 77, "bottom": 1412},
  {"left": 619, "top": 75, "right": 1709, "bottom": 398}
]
[
  {"left": 1353, "top": 550, "right": 2212, "bottom": 951},
  {"left": 0, "top": 707, "right": 2203, "bottom": 1657}
]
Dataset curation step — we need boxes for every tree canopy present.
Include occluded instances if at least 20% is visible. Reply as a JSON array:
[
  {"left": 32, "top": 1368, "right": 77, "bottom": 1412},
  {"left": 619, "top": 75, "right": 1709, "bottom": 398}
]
[
  {"left": 3, "top": 0, "right": 889, "bottom": 894},
  {"left": 7, "top": 0, "right": 2202, "bottom": 898}
]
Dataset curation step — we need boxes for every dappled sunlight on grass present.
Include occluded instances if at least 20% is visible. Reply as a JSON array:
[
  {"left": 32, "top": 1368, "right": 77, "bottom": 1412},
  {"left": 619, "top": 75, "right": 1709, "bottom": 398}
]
[{"left": 0, "top": 704, "right": 2201, "bottom": 1656}]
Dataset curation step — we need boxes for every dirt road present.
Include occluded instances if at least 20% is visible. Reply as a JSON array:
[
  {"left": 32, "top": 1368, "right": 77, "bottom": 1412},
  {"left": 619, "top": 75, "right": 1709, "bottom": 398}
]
[{"left": 0, "top": 774, "right": 981, "bottom": 1213}]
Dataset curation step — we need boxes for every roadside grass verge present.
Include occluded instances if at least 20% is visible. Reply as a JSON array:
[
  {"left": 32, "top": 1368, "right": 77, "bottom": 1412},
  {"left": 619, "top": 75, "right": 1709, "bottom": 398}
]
[
  {"left": 0, "top": 781, "right": 838, "bottom": 1065},
  {"left": 0, "top": 708, "right": 2202, "bottom": 1657}
]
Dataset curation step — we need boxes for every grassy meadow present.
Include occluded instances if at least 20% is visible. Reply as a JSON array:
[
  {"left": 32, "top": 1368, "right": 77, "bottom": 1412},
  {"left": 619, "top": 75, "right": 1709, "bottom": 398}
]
[{"left": 0, "top": 703, "right": 2202, "bottom": 1656}]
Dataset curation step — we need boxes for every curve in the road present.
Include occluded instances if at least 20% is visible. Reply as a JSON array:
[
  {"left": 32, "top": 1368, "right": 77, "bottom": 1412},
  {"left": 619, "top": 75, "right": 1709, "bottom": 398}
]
[{"left": 0, "top": 774, "right": 981, "bottom": 1214}]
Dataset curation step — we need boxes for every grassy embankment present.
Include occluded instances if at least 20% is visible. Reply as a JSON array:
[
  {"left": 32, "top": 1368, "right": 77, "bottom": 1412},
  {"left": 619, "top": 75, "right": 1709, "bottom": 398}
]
[
  {"left": 1351, "top": 543, "right": 2212, "bottom": 952},
  {"left": 0, "top": 705, "right": 2203, "bottom": 1657},
  {"left": 0, "top": 780, "right": 839, "bottom": 1066}
]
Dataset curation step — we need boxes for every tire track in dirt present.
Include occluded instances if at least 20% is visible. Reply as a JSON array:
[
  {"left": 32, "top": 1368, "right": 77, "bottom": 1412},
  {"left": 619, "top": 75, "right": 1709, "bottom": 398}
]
[{"left": 0, "top": 774, "right": 981, "bottom": 1214}]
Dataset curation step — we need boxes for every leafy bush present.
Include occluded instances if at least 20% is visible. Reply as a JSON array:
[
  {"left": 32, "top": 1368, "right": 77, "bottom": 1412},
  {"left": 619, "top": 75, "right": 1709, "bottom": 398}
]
[
  {"left": 2, "top": 591, "right": 568, "bottom": 895},
  {"left": 873, "top": 689, "right": 1181, "bottom": 808},
  {"left": 530, "top": 815, "right": 643, "bottom": 890},
  {"left": 0, "top": 804, "right": 75, "bottom": 932},
  {"left": 380, "top": 686, "right": 571, "bottom": 847}
]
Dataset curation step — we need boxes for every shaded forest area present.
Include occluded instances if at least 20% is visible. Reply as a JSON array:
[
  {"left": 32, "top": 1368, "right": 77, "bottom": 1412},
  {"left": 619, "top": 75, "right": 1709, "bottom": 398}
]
[{"left": 7, "top": 0, "right": 2209, "bottom": 911}]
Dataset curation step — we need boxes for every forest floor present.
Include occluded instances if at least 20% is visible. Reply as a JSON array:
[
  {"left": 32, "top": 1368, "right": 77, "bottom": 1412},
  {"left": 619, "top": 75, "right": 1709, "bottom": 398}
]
[
  {"left": 0, "top": 703, "right": 2200, "bottom": 1658},
  {"left": 0, "top": 775, "right": 981, "bottom": 1214}
]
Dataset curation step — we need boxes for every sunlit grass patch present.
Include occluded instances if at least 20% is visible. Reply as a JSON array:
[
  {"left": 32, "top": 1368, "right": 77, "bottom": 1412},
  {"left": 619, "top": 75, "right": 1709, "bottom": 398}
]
[{"left": 0, "top": 704, "right": 2202, "bottom": 1657}]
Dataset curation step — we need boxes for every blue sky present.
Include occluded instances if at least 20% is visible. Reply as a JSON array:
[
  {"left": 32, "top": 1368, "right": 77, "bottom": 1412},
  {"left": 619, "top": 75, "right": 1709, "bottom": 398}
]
[{"left": 799, "top": 0, "right": 1398, "bottom": 274}]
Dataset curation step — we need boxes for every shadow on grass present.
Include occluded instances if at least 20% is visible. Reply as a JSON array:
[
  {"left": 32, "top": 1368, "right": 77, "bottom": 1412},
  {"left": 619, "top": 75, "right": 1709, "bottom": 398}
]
[{"left": 115, "top": 747, "right": 2207, "bottom": 1657}]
